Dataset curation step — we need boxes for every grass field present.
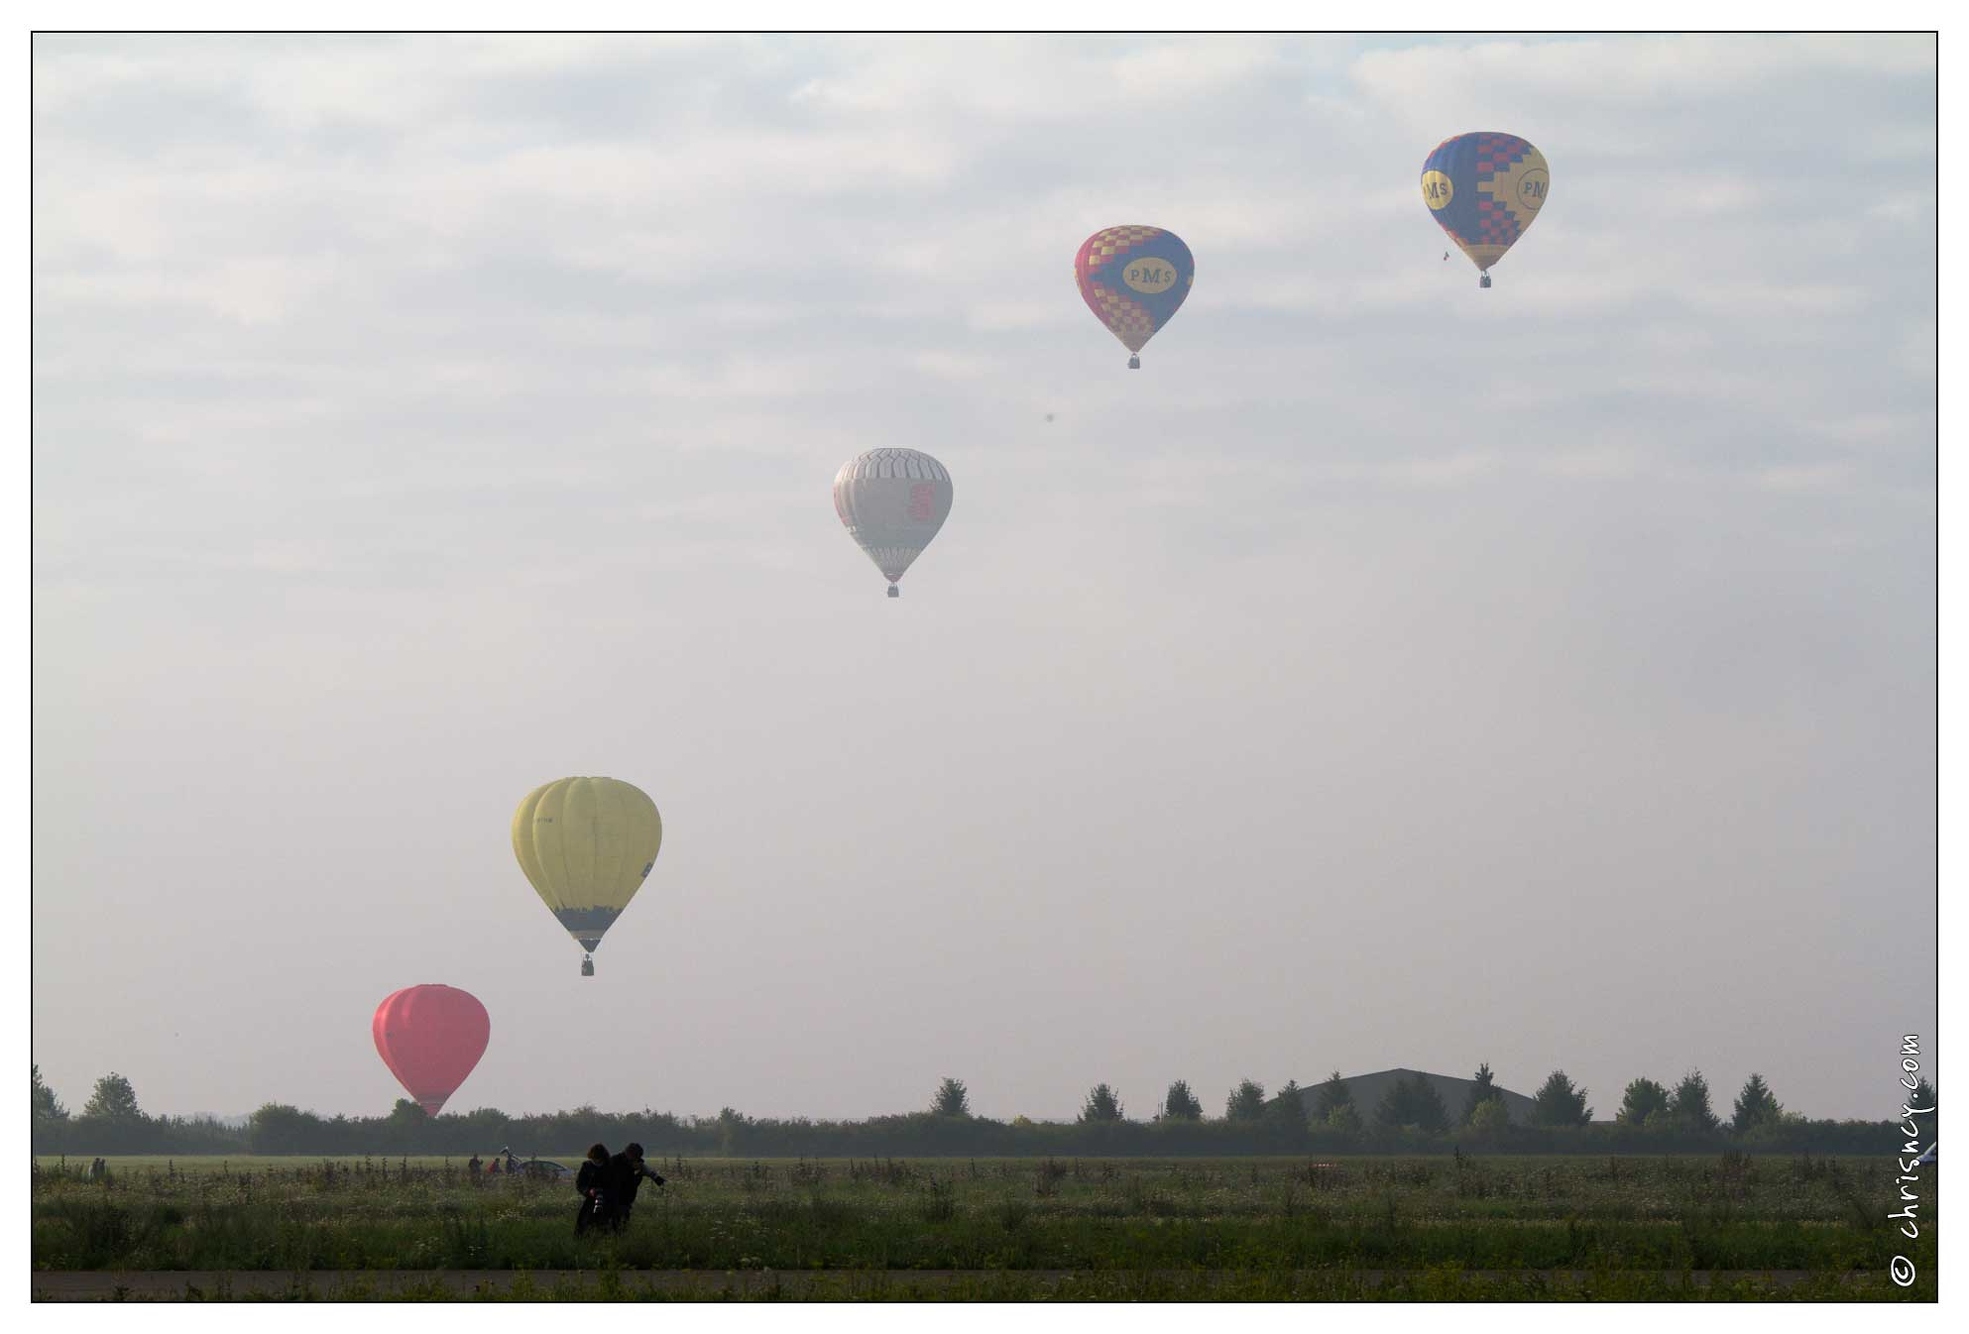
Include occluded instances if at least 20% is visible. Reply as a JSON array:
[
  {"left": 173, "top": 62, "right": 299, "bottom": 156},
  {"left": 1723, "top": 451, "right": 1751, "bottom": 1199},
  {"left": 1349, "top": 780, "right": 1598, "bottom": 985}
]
[{"left": 31, "top": 1152, "right": 1937, "bottom": 1301}]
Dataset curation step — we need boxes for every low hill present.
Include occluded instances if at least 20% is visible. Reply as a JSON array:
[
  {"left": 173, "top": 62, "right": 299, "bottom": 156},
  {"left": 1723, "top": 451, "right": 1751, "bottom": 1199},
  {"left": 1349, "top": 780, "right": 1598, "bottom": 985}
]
[{"left": 1291, "top": 1068, "right": 1539, "bottom": 1127}]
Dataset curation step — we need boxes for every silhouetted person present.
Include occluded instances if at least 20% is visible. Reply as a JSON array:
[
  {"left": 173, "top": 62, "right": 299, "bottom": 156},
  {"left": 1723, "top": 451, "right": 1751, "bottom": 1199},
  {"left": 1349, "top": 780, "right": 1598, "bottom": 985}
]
[
  {"left": 467, "top": 1153, "right": 482, "bottom": 1182},
  {"left": 604, "top": 1142, "right": 665, "bottom": 1231},
  {"left": 503, "top": 1147, "right": 518, "bottom": 1175},
  {"left": 575, "top": 1144, "right": 610, "bottom": 1235}
]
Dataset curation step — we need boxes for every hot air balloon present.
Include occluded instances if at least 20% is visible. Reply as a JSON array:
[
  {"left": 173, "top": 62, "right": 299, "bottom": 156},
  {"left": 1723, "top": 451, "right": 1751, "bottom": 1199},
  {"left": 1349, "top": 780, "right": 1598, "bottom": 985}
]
[
  {"left": 1074, "top": 225, "right": 1194, "bottom": 368},
  {"left": 372, "top": 984, "right": 489, "bottom": 1116},
  {"left": 1420, "top": 132, "right": 1549, "bottom": 288},
  {"left": 833, "top": 448, "right": 953, "bottom": 598},
  {"left": 512, "top": 776, "right": 663, "bottom": 976}
]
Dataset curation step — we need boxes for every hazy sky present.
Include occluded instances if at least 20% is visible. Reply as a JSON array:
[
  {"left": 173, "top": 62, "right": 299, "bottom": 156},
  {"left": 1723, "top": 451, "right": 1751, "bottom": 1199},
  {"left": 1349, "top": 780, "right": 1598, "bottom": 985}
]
[{"left": 32, "top": 33, "right": 1935, "bottom": 1124}]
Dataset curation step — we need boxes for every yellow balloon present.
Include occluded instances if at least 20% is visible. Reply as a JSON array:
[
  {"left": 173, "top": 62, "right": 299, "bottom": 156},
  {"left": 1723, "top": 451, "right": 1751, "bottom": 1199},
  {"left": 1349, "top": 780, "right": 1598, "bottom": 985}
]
[{"left": 511, "top": 777, "right": 663, "bottom": 974}]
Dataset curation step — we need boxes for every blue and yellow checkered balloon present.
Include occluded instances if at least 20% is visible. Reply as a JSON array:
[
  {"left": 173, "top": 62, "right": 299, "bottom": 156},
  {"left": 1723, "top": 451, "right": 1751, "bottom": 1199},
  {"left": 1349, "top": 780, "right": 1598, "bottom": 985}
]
[{"left": 1421, "top": 133, "right": 1549, "bottom": 286}]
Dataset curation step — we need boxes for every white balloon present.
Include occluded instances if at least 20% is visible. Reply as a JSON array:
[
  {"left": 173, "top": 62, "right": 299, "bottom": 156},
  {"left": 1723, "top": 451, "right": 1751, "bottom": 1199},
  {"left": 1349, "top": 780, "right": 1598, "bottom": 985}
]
[{"left": 832, "top": 449, "right": 954, "bottom": 597}]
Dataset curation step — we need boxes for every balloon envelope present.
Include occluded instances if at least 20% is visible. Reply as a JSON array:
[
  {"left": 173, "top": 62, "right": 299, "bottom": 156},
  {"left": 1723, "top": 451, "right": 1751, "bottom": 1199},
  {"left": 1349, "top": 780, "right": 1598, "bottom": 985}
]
[
  {"left": 512, "top": 776, "right": 663, "bottom": 962},
  {"left": 833, "top": 449, "right": 953, "bottom": 593},
  {"left": 1420, "top": 132, "right": 1549, "bottom": 276},
  {"left": 372, "top": 984, "right": 489, "bottom": 1116},
  {"left": 1074, "top": 225, "right": 1194, "bottom": 361}
]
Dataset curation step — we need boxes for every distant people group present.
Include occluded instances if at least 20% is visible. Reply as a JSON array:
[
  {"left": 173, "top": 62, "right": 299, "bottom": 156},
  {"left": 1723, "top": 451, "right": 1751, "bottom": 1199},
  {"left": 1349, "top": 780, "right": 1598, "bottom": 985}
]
[
  {"left": 575, "top": 1142, "right": 665, "bottom": 1235},
  {"left": 467, "top": 1147, "right": 519, "bottom": 1179}
]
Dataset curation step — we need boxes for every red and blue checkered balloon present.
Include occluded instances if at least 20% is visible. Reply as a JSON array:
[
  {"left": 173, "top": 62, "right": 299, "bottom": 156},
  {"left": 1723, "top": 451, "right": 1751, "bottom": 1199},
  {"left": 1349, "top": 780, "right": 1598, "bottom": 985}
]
[
  {"left": 1074, "top": 225, "right": 1195, "bottom": 367},
  {"left": 1421, "top": 133, "right": 1549, "bottom": 284}
]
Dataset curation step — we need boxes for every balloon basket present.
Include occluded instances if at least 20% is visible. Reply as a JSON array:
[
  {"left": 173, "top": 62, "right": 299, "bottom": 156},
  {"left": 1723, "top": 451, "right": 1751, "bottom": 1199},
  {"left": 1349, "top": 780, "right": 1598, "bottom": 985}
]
[
  {"left": 1480, "top": 273, "right": 1492, "bottom": 289},
  {"left": 887, "top": 585, "right": 899, "bottom": 598},
  {"left": 581, "top": 956, "right": 595, "bottom": 977},
  {"left": 1127, "top": 355, "right": 1141, "bottom": 369}
]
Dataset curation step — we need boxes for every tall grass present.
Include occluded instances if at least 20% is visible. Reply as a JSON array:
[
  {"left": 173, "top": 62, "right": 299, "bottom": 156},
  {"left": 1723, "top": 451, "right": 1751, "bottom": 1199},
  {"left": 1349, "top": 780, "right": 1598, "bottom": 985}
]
[{"left": 32, "top": 1153, "right": 1935, "bottom": 1298}]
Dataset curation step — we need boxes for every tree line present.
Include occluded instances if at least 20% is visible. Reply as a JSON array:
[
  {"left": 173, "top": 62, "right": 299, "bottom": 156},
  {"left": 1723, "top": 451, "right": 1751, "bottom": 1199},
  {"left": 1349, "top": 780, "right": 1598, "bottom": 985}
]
[{"left": 32, "top": 1063, "right": 1932, "bottom": 1158}]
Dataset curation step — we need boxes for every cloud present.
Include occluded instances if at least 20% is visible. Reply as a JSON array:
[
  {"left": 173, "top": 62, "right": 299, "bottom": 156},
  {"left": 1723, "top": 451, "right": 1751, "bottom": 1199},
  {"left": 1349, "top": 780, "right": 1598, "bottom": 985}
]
[
  {"left": 1352, "top": 34, "right": 1933, "bottom": 139},
  {"left": 29, "top": 34, "right": 1935, "bottom": 1123}
]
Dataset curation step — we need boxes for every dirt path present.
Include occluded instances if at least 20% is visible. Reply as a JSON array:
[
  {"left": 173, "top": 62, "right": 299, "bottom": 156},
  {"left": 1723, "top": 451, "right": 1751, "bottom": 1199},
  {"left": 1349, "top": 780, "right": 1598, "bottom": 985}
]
[{"left": 32, "top": 1268, "right": 1864, "bottom": 1301}]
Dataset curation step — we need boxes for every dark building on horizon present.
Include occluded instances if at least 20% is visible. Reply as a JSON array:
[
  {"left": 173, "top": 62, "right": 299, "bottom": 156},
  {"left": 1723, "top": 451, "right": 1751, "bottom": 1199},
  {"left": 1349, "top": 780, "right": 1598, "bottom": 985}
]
[{"left": 1290, "top": 1067, "right": 1539, "bottom": 1126}]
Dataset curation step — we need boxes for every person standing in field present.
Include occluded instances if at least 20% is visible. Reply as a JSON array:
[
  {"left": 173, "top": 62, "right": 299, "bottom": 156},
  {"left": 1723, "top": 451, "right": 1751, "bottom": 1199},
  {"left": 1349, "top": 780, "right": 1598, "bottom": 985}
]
[
  {"left": 467, "top": 1153, "right": 482, "bottom": 1183},
  {"left": 604, "top": 1142, "right": 666, "bottom": 1231},
  {"left": 575, "top": 1144, "right": 611, "bottom": 1235}
]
